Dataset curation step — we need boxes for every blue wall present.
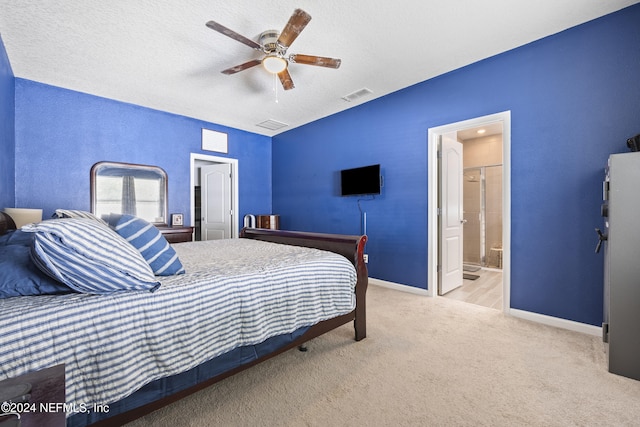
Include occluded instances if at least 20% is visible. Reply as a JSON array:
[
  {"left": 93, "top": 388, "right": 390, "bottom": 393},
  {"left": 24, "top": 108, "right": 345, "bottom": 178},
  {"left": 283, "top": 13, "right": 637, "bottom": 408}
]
[
  {"left": 272, "top": 4, "right": 640, "bottom": 326},
  {"left": 0, "top": 34, "right": 15, "bottom": 208},
  {"left": 14, "top": 80, "right": 272, "bottom": 226}
]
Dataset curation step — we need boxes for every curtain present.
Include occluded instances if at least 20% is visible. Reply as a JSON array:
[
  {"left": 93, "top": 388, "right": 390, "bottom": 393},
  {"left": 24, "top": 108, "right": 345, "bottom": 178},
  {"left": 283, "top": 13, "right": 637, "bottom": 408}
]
[{"left": 122, "top": 176, "right": 137, "bottom": 216}]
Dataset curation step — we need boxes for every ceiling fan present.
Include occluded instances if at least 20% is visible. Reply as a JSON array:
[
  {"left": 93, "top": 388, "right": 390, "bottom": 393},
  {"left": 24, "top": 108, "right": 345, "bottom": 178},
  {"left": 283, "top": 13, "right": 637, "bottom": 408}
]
[{"left": 206, "top": 8, "right": 341, "bottom": 90}]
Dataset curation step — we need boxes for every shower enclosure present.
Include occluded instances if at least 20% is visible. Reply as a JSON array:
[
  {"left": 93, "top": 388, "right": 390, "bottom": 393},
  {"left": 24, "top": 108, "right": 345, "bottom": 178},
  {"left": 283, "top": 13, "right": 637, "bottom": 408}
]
[{"left": 463, "top": 165, "right": 503, "bottom": 269}]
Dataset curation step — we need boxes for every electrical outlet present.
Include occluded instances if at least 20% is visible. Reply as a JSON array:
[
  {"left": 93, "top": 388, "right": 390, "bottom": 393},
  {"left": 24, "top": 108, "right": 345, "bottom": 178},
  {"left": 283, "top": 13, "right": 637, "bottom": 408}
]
[{"left": 363, "top": 254, "right": 369, "bottom": 263}]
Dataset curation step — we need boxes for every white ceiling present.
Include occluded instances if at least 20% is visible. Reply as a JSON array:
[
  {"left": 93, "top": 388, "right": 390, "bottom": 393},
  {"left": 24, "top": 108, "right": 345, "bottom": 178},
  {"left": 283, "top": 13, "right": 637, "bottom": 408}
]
[
  {"left": 1, "top": 1, "right": 638, "bottom": 136},
  {"left": 457, "top": 122, "right": 503, "bottom": 141}
]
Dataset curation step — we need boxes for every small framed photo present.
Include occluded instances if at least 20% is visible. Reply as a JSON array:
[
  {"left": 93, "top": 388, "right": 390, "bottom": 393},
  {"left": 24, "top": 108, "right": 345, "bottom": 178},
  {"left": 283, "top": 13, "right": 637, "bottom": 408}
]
[{"left": 171, "top": 213, "right": 183, "bottom": 227}]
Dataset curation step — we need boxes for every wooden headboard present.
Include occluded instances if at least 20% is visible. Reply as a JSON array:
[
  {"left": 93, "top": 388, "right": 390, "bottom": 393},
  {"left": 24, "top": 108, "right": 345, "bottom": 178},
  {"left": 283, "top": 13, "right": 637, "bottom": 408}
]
[{"left": 0, "top": 211, "right": 17, "bottom": 235}]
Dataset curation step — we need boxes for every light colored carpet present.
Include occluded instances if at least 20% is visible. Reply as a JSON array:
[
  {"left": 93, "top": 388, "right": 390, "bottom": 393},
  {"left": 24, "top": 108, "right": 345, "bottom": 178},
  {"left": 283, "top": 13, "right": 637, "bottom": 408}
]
[{"left": 126, "top": 284, "right": 640, "bottom": 426}]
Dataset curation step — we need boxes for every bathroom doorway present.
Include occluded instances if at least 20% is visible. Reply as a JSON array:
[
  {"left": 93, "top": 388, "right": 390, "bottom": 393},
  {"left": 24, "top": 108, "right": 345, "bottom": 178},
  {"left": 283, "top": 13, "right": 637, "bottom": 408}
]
[
  {"left": 448, "top": 124, "right": 503, "bottom": 309},
  {"left": 427, "top": 111, "right": 510, "bottom": 312},
  {"left": 457, "top": 124, "right": 503, "bottom": 309}
]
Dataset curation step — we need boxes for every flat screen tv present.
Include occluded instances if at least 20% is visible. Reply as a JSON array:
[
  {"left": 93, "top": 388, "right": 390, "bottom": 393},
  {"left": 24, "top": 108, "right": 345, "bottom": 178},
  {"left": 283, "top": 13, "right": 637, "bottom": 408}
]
[{"left": 340, "top": 164, "right": 381, "bottom": 196}]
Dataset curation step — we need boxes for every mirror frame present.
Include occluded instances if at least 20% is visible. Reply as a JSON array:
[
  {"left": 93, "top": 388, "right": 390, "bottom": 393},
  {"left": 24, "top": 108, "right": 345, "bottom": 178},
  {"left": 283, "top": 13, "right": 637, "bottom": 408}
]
[{"left": 90, "top": 161, "right": 168, "bottom": 226}]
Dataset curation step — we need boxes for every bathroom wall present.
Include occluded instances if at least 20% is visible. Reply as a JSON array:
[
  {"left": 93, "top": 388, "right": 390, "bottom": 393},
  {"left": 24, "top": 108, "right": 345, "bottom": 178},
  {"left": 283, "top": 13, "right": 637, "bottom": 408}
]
[{"left": 463, "top": 134, "right": 503, "bottom": 167}]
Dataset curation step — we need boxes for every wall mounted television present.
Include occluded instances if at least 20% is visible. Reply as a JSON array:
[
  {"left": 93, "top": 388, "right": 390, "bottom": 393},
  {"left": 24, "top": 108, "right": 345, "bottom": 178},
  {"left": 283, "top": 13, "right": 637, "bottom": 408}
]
[{"left": 340, "top": 164, "right": 381, "bottom": 196}]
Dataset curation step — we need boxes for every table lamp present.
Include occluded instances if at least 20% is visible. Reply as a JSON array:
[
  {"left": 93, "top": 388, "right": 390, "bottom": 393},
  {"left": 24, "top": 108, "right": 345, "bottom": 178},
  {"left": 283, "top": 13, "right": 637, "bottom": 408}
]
[{"left": 3, "top": 208, "right": 43, "bottom": 228}]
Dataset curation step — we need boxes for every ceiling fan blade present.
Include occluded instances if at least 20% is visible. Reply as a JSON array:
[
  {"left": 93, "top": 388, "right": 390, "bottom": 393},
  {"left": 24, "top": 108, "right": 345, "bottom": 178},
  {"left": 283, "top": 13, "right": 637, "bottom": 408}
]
[
  {"left": 289, "top": 54, "right": 341, "bottom": 69},
  {"left": 278, "top": 68, "right": 295, "bottom": 90},
  {"left": 221, "top": 59, "right": 262, "bottom": 75},
  {"left": 206, "top": 20, "right": 262, "bottom": 51},
  {"left": 277, "top": 9, "right": 311, "bottom": 49}
]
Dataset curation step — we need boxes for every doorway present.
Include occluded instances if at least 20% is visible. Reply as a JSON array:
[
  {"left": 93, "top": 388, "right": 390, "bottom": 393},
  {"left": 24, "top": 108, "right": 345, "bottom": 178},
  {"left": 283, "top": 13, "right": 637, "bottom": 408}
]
[
  {"left": 189, "top": 153, "right": 239, "bottom": 240},
  {"left": 427, "top": 111, "right": 511, "bottom": 312}
]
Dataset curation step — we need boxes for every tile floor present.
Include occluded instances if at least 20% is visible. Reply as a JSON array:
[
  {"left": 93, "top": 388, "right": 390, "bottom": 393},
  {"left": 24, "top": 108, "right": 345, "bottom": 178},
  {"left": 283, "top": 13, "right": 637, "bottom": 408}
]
[{"left": 442, "top": 268, "right": 503, "bottom": 310}]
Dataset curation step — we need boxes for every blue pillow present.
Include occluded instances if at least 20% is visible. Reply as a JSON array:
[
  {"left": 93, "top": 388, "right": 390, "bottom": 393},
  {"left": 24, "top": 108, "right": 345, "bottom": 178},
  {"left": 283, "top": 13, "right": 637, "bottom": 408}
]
[
  {"left": 0, "top": 245, "right": 72, "bottom": 298},
  {"left": 22, "top": 218, "right": 160, "bottom": 294},
  {"left": 108, "top": 214, "right": 185, "bottom": 276}
]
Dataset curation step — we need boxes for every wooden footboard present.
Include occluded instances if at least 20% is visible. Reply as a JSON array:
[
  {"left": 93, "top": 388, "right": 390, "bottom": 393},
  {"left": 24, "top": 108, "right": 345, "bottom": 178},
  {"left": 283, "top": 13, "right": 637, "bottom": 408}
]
[{"left": 240, "top": 227, "right": 368, "bottom": 341}]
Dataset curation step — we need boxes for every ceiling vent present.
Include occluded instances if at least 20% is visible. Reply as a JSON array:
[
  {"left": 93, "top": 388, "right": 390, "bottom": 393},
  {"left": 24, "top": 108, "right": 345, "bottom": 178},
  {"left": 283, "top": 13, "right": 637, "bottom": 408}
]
[
  {"left": 256, "top": 119, "right": 289, "bottom": 130},
  {"left": 342, "top": 88, "right": 373, "bottom": 102}
]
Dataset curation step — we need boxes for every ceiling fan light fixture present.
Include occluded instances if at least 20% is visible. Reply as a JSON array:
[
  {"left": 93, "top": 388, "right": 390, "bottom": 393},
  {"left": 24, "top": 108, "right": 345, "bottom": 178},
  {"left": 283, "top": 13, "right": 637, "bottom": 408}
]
[
  {"left": 262, "top": 55, "right": 287, "bottom": 74},
  {"left": 207, "top": 9, "right": 340, "bottom": 90}
]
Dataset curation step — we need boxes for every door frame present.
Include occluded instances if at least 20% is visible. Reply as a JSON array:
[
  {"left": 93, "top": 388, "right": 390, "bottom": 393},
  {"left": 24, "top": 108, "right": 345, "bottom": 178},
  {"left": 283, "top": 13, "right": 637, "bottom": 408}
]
[
  {"left": 427, "top": 111, "right": 511, "bottom": 312},
  {"left": 190, "top": 153, "right": 239, "bottom": 238}
]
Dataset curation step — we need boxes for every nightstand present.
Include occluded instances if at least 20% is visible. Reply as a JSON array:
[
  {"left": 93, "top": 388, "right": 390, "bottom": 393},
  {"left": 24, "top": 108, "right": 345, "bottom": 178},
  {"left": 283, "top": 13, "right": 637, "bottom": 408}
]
[
  {"left": 158, "top": 226, "right": 194, "bottom": 243},
  {"left": 0, "top": 364, "right": 65, "bottom": 427}
]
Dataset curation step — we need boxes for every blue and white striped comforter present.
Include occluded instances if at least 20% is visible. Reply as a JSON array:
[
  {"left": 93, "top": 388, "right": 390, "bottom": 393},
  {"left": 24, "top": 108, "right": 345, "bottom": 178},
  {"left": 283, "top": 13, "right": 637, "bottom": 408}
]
[{"left": 0, "top": 239, "right": 356, "bottom": 412}]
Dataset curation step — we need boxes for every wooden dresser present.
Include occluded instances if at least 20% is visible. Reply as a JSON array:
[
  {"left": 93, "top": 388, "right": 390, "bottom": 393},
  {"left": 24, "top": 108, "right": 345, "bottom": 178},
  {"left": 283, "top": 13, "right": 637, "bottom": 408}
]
[{"left": 159, "top": 226, "right": 194, "bottom": 243}]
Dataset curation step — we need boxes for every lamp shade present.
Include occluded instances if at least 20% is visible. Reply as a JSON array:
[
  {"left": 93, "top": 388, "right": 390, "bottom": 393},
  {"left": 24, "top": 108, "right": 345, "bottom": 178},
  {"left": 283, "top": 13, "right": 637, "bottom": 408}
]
[{"left": 3, "top": 208, "right": 43, "bottom": 228}]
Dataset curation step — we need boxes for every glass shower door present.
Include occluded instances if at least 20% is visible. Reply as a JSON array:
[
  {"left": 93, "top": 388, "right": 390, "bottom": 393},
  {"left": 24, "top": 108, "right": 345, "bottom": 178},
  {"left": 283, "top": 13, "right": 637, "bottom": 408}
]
[
  {"left": 463, "top": 165, "right": 503, "bottom": 269},
  {"left": 484, "top": 165, "right": 503, "bottom": 268},
  {"left": 463, "top": 168, "right": 482, "bottom": 267}
]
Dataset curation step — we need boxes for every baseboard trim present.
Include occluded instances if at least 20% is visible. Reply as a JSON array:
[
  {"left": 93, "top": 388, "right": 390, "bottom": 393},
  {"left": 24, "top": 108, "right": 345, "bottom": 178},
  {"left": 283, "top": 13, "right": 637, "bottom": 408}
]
[
  {"left": 509, "top": 308, "right": 602, "bottom": 337},
  {"left": 369, "top": 277, "right": 602, "bottom": 337},
  {"left": 368, "top": 277, "right": 429, "bottom": 296}
]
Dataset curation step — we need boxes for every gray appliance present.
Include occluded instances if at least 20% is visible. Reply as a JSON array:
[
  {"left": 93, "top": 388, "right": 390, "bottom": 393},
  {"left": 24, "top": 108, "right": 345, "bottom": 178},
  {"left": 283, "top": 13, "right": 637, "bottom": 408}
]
[{"left": 598, "top": 152, "right": 640, "bottom": 380}]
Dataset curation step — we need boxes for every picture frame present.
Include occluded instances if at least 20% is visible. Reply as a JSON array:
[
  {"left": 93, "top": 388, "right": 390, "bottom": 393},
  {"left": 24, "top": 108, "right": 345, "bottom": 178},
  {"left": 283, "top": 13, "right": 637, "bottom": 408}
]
[{"left": 171, "top": 213, "right": 183, "bottom": 227}]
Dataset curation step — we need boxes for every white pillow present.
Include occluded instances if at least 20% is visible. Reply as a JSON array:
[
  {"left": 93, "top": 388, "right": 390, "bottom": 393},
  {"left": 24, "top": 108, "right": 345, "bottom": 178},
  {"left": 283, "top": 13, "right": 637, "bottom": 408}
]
[
  {"left": 22, "top": 218, "right": 160, "bottom": 294},
  {"left": 54, "top": 209, "right": 109, "bottom": 226}
]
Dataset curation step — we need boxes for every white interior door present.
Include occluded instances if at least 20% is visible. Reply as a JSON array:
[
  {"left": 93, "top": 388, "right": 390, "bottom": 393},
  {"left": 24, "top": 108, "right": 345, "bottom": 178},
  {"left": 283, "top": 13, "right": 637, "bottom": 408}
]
[
  {"left": 439, "top": 136, "right": 464, "bottom": 295},
  {"left": 201, "top": 163, "right": 232, "bottom": 240}
]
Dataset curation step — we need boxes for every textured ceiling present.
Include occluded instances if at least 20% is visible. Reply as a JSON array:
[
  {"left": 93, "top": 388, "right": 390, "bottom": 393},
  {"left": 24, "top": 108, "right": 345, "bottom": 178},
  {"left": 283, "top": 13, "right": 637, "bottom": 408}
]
[{"left": 1, "top": 0, "right": 638, "bottom": 136}]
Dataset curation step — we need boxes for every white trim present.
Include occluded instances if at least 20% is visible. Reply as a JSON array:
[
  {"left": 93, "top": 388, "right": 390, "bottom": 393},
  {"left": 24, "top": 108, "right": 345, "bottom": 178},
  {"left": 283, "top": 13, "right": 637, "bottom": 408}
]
[
  {"left": 509, "top": 308, "right": 602, "bottom": 337},
  {"left": 189, "top": 153, "right": 239, "bottom": 238},
  {"left": 368, "top": 277, "right": 430, "bottom": 296},
  {"left": 427, "top": 111, "right": 511, "bottom": 312}
]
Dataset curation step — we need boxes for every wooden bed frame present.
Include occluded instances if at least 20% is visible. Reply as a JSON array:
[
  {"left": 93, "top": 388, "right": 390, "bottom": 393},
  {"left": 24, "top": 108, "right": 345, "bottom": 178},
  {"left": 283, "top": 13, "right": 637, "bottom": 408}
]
[
  {"left": 0, "top": 212, "right": 368, "bottom": 425},
  {"left": 0, "top": 211, "right": 16, "bottom": 235}
]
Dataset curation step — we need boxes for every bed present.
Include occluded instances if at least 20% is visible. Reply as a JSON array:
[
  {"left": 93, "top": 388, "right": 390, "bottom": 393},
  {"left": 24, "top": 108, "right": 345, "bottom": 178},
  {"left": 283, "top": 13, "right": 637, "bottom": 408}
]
[{"left": 0, "top": 211, "right": 368, "bottom": 426}]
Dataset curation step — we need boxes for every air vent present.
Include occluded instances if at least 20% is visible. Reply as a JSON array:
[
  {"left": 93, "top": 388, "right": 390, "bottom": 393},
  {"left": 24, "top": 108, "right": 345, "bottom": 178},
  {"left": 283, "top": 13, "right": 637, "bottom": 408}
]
[
  {"left": 341, "top": 88, "right": 373, "bottom": 102},
  {"left": 256, "top": 119, "right": 288, "bottom": 130}
]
